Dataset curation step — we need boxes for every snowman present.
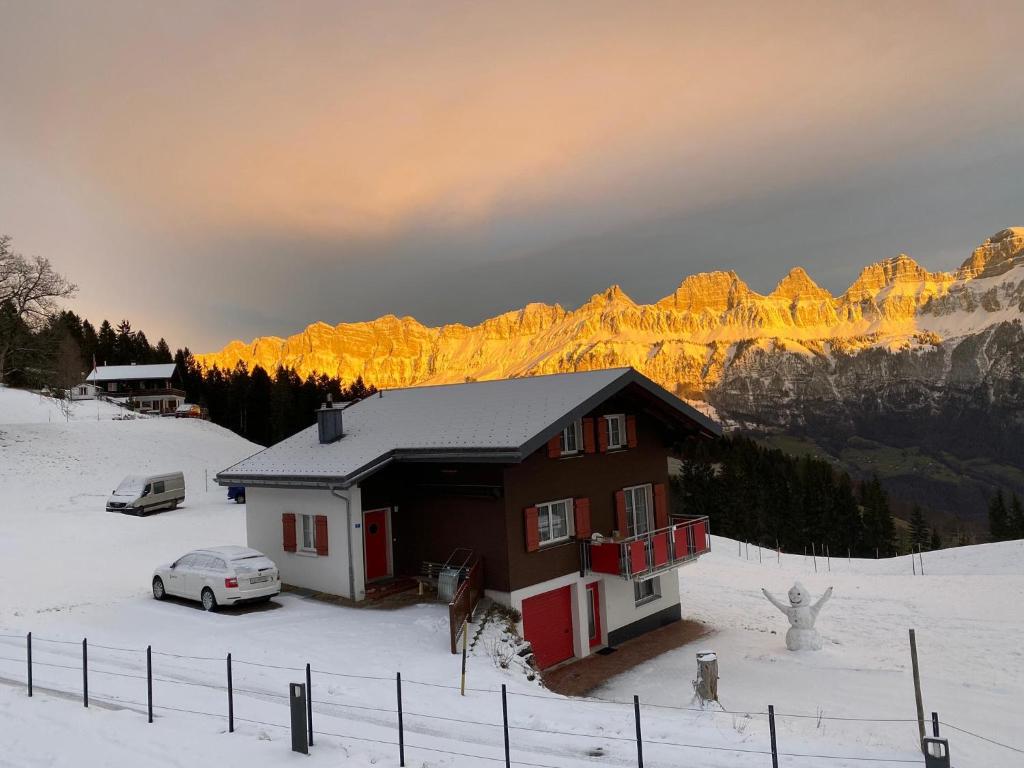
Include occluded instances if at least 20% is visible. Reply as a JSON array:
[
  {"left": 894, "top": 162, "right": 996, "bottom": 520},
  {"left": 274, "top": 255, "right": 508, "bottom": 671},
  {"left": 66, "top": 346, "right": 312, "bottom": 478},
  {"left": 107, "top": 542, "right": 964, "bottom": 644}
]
[{"left": 762, "top": 582, "right": 833, "bottom": 651}]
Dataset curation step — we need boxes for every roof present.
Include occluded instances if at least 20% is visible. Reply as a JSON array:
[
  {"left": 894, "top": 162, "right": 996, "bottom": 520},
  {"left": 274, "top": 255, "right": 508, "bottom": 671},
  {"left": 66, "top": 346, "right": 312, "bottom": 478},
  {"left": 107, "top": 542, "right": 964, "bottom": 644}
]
[
  {"left": 195, "top": 546, "right": 264, "bottom": 560},
  {"left": 218, "top": 367, "right": 722, "bottom": 489},
  {"left": 87, "top": 364, "right": 176, "bottom": 382}
]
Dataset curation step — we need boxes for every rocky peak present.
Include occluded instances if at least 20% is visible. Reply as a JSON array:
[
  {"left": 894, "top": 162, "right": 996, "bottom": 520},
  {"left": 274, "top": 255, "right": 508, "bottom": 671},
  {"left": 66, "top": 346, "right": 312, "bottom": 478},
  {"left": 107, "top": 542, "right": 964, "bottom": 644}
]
[
  {"left": 770, "top": 267, "right": 833, "bottom": 302},
  {"left": 657, "top": 270, "right": 758, "bottom": 313},
  {"left": 843, "top": 254, "right": 931, "bottom": 302},
  {"left": 581, "top": 284, "right": 637, "bottom": 310},
  {"left": 957, "top": 227, "right": 1024, "bottom": 280}
]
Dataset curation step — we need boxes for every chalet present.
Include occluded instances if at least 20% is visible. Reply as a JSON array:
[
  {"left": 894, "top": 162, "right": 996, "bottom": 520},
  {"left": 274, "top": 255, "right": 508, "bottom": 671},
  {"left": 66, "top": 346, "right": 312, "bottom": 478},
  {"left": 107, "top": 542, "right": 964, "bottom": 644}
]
[
  {"left": 83, "top": 363, "right": 185, "bottom": 414},
  {"left": 217, "top": 368, "right": 721, "bottom": 669}
]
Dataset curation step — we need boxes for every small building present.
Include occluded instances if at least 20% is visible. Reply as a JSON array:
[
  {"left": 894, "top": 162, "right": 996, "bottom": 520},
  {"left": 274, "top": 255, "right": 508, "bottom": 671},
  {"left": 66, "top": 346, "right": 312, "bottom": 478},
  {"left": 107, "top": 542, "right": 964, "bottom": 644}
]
[
  {"left": 217, "top": 368, "right": 721, "bottom": 669},
  {"left": 70, "top": 382, "right": 102, "bottom": 400},
  {"left": 84, "top": 363, "right": 185, "bottom": 414}
]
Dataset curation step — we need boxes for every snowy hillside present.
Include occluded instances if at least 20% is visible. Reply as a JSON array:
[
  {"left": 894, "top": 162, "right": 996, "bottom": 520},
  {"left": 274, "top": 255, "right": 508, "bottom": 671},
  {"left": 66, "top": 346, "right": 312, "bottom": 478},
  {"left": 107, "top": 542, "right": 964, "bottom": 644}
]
[
  {"left": 0, "top": 390, "right": 1021, "bottom": 767},
  {"left": 0, "top": 385, "right": 128, "bottom": 424},
  {"left": 0, "top": 386, "right": 260, "bottom": 618}
]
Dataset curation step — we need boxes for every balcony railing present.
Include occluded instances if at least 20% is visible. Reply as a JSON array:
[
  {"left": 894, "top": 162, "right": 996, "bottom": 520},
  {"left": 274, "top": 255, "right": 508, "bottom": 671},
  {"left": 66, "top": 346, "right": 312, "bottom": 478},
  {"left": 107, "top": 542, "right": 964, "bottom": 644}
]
[{"left": 586, "top": 515, "right": 710, "bottom": 580}]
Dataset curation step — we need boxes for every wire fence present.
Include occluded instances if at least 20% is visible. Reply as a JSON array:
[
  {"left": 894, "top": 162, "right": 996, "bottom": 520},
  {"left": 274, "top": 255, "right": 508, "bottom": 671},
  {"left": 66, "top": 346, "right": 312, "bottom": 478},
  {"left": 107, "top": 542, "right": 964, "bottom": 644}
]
[{"left": 0, "top": 631, "right": 1018, "bottom": 766}]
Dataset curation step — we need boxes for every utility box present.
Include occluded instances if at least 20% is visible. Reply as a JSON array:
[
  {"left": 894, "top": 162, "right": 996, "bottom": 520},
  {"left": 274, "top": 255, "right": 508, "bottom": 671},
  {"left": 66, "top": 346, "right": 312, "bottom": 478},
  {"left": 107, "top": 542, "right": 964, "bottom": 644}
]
[
  {"left": 290, "top": 683, "right": 309, "bottom": 754},
  {"left": 922, "top": 737, "right": 949, "bottom": 768}
]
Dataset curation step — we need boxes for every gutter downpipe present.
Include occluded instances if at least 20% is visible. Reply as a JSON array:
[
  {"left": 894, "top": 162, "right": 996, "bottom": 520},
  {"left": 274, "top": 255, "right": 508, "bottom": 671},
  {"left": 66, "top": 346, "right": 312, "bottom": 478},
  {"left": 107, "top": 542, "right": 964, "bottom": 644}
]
[{"left": 329, "top": 485, "right": 356, "bottom": 600}]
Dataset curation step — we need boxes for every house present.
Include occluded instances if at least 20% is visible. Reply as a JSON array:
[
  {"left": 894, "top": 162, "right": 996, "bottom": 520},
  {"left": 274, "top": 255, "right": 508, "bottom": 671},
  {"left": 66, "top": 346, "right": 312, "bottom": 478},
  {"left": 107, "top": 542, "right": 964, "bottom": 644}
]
[
  {"left": 83, "top": 363, "right": 185, "bottom": 414},
  {"left": 216, "top": 368, "right": 721, "bottom": 669}
]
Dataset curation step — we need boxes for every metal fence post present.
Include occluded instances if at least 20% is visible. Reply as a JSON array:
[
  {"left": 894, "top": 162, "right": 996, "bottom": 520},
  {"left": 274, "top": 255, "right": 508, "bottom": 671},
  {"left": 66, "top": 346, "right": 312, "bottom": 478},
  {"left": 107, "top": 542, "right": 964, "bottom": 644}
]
[
  {"left": 397, "top": 673, "right": 405, "bottom": 767},
  {"left": 768, "top": 704, "right": 779, "bottom": 768},
  {"left": 306, "top": 663, "right": 313, "bottom": 746},
  {"left": 82, "top": 638, "right": 88, "bottom": 708},
  {"left": 502, "top": 684, "right": 510, "bottom": 768},
  {"left": 147, "top": 645, "right": 153, "bottom": 723},
  {"left": 931, "top": 711, "right": 940, "bottom": 737},
  {"left": 26, "top": 632, "right": 32, "bottom": 698},
  {"left": 633, "top": 695, "right": 643, "bottom": 768},
  {"left": 909, "top": 629, "right": 925, "bottom": 749},
  {"left": 227, "top": 653, "right": 234, "bottom": 733}
]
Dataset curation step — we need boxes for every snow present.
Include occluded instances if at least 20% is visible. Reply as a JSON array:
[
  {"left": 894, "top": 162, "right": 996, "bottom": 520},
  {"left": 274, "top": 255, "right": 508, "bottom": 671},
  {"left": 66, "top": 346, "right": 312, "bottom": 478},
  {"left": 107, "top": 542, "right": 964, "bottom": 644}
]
[
  {"left": 1, "top": 385, "right": 1021, "bottom": 767},
  {"left": 0, "top": 386, "right": 129, "bottom": 424},
  {"left": 86, "top": 363, "right": 177, "bottom": 382}
]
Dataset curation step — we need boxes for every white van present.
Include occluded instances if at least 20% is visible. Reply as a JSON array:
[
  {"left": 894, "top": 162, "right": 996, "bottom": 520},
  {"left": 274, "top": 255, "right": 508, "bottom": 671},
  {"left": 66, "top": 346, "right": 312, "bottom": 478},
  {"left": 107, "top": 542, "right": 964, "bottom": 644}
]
[{"left": 106, "top": 472, "right": 185, "bottom": 515}]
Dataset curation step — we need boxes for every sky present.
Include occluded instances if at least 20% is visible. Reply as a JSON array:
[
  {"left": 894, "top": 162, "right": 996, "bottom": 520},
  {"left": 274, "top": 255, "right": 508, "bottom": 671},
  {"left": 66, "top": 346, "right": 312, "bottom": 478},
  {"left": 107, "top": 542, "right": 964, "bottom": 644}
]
[{"left": 2, "top": 1, "right": 1023, "bottom": 351}]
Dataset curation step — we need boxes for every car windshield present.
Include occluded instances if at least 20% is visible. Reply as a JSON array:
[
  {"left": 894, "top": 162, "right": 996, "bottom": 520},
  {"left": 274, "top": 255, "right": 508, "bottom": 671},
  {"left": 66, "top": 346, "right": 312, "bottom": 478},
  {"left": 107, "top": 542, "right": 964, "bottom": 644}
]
[{"left": 113, "top": 476, "right": 146, "bottom": 496}]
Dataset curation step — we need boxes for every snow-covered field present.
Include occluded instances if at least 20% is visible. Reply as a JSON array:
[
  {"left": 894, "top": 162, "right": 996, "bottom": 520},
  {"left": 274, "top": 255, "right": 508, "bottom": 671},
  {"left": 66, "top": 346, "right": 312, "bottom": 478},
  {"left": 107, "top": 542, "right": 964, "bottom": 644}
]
[{"left": 0, "top": 385, "right": 1020, "bottom": 767}]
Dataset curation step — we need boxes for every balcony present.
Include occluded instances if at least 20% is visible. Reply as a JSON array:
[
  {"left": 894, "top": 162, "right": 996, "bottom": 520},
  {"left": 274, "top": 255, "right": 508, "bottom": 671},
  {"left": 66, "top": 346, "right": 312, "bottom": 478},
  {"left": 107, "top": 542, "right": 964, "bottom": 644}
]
[{"left": 586, "top": 515, "right": 710, "bottom": 580}]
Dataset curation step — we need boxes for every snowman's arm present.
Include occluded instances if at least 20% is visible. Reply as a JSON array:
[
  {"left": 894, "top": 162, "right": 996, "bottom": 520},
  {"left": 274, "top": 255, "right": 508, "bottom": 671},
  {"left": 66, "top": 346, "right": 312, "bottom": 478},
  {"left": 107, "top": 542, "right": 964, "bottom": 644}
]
[
  {"left": 811, "top": 586, "right": 833, "bottom": 617},
  {"left": 761, "top": 588, "right": 789, "bottom": 614}
]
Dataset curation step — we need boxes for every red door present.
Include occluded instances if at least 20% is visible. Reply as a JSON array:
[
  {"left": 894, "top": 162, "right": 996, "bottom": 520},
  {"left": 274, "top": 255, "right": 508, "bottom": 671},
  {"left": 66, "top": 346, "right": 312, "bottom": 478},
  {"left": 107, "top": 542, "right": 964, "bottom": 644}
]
[
  {"left": 586, "top": 582, "right": 602, "bottom": 648},
  {"left": 522, "top": 586, "right": 574, "bottom": 669},
  {"left": 364, "top": 509, "right": 390, "bottom": 582}
]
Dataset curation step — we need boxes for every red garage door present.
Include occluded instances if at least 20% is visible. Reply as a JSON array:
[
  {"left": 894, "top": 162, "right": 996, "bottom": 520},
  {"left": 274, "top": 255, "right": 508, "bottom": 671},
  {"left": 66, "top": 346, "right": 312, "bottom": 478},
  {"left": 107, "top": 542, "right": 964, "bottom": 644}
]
[{"left": 522, "top": 586, "right": 574, "bottom": 669}]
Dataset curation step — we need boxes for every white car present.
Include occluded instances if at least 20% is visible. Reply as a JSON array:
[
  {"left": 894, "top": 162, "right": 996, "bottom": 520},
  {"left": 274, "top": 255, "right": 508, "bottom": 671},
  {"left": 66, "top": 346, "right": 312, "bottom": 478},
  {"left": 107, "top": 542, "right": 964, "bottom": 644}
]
[{"left": 152, "top": 546, "right": 280, "bottom": 611}]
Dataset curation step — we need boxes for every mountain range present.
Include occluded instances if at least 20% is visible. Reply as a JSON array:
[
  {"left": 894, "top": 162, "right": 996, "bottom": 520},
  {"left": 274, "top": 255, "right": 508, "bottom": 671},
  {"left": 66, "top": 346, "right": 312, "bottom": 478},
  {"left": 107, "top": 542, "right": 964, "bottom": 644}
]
[{"left": 199, "top": 227, "right": 1024, "bottom": 525}]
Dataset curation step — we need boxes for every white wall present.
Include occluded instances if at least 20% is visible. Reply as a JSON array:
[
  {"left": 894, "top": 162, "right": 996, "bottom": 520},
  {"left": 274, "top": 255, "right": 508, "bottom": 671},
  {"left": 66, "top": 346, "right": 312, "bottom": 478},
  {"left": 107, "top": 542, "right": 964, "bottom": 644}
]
[
  {"left": 600, "top": 570, "right": 680, "bottom": 634},
  {"left": 245, "top": 485, "right": 366, "bottom": 600}
]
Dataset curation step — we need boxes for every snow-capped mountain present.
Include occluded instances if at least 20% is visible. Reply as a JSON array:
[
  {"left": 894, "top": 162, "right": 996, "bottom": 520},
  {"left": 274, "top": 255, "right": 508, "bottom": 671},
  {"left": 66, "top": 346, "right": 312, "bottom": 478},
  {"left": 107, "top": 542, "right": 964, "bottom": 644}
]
[{"left": 198, "top": 227, "right": 1023, "bottom": 409}]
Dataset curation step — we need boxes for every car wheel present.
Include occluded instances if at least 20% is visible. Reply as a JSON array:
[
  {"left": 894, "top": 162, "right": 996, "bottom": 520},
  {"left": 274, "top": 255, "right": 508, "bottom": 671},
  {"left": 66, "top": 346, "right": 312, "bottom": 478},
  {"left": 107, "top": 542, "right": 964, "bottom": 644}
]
[
  {"left": 201, "top": 587, "right": 218, "bottom": 612},
  {"left": 170, "top": 499, "right": 179, "bottom": 510},
  {"left": 236, "top": 496, "right": 245, "bottom": 504},
  {"left": 152, "top": 577, "right": 166, "bottom": 600}
]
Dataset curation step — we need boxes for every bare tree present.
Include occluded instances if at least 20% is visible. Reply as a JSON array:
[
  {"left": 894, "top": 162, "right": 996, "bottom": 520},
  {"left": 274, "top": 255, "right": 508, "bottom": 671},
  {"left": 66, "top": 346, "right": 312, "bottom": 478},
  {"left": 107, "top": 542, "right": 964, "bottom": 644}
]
[
  {"left": 0, "top": 235, "right": 77, "bottom": 384},
  {"left": 50, "top": 330, "right": 84, "bottom": 421}
]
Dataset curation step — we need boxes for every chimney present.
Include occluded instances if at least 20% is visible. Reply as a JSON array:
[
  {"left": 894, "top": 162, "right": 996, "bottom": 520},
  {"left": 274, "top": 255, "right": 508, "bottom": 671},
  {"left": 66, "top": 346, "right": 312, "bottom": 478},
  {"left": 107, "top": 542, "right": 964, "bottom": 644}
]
[{"left": 317, "top": 393, "right": 344, "bottom": 444}]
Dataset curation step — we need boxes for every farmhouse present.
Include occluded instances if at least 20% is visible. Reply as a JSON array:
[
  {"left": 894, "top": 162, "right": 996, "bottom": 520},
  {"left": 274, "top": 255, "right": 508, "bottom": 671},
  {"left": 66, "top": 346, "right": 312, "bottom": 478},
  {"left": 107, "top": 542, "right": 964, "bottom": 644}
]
[
  {"left": 217, "top": 368, "right": 720, "bottom": 668},
  {"left": 82, "top": 363, "right": 185, "bottom": 413}
]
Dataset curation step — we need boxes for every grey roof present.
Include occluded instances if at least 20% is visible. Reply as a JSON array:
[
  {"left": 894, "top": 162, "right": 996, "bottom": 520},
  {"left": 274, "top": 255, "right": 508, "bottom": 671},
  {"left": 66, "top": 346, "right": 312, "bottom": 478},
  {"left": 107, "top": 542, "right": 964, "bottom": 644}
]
[
  {"left": 218, "top": 367, "right": 721, "bottom": 489},
  {"left": 87, "top": 364, "right": 176, "bottom": 382}
]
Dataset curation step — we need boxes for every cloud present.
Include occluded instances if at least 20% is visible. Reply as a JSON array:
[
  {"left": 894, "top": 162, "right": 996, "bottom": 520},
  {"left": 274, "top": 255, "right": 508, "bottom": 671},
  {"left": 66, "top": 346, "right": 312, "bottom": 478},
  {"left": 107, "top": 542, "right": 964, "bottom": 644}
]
[{"left": 1, "top": 1, "right": 1023, "bottom": 348}]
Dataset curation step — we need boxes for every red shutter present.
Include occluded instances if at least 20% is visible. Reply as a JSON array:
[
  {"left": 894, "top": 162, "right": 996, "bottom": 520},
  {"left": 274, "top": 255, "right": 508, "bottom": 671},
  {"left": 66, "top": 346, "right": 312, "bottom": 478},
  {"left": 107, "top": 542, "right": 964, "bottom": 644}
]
[
  {"left": 574, "top": 497, "right": 591, "bottom": 539},
  {"left": 614, "top": 490, "right": 627, "bottom": 536},
  {"left": 282, "top": 512, "right": 297, "bottom": 553},
  {"left": 315, "top": 514, "right": 329, "bottom": 556},
  {"left": 546, "top": 435, "right": 561, "bottom": 458},
  {"left": 524, "top": 506, "right": 540, "bottom": 552},
  {"left": 582, "top": 418, "right": 596, "bottom": 454},
  {"left": 626, "top": 415, "right": 638, "bottom": 448},
  {"left": 653, "top": 483, "right": 668, "bottom": 529},
  {"left": 597, "top": 417, "right": 609, "bottom": 453}
]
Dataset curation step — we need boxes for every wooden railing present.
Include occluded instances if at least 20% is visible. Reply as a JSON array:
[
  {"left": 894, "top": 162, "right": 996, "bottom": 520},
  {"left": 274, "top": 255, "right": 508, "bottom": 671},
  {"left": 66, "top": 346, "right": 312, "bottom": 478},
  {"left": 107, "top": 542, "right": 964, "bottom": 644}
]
[
  {"left": 448, "top": 558, "right": 484, "bottom": 654},
  {"left": 587, "top": 515, "right": 710, "bottom": 580}
]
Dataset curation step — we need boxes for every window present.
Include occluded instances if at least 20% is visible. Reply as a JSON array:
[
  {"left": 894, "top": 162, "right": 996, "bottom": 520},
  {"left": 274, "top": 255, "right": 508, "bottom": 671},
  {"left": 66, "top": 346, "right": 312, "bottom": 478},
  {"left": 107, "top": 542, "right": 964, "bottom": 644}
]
[
  {"left": 624, "top": 484, "right": 652, "bottom": 537},
  {"left": 634, "top": 576, "right": 660, "bottom": 605},
  {"left": 300, "top": 513, "right": 317, "bottom": 552},
  {"left": 559, "top": 421, "right": 581, "bottom": 455},
  {"left": 153, "top": 481, "right": 165, "bottom": 494},
  {"left": 537, "top": 499, "right": 574, "bottom": 545},
  {"left": 604, "top": 414, "right": 626, "bottom": 449}
]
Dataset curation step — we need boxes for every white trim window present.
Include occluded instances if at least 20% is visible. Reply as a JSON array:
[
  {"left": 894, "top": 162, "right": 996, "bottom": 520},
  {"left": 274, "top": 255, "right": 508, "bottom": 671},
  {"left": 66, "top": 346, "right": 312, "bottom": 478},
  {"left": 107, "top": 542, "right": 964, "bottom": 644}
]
[
  {"left": 300, "top": 513, "right": 318, "bottom": 553},
  {"left": 537, "top": 498, "right": 575, "bottom": 546},
  {"left": 604, "top": 414, "right": 626, "bottom": 449},
  {"left": 623, "top": 484, "right": 653, "bottom": 537},
  {"left": 559, "top": 420, "right": 582, "bottom": 455},
  {"left": 634, "top": 576, "right": 661, "bottom": 605}
]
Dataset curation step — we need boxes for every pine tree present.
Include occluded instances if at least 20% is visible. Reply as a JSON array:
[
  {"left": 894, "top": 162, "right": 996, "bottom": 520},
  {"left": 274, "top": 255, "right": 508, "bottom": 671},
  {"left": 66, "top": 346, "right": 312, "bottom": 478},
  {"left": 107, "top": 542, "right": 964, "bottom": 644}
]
[
  {"left": 909, "top": 505, "right": 928, "bottom": 549},
  {"left": 154, "top": 338, "right": 173, "bottom": 363},
  {"left": 114, "top": 319, "right": 135, "bottom": 363},
  {"left": 929, "top": 527, "right": 943, "bottom": 551},
  {"left": 1009, "top": 494, "right": 1024, "bottom": 540},
  {"left": 96, "top": 320, "right": 116, "bottom": 367},
  {"left": 988, "top": 491, "right": 1009, "bottom": 541}
]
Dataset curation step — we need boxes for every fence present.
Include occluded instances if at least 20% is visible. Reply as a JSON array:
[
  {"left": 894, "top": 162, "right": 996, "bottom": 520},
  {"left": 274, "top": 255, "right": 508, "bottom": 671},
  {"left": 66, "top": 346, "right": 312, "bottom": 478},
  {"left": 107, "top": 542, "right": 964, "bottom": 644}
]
[
  {"left": 1, "top": 629, "right": 1021, "bottom": 767},
  {"left": 449, "top": 559, "right": 484, "bottom": 654}
]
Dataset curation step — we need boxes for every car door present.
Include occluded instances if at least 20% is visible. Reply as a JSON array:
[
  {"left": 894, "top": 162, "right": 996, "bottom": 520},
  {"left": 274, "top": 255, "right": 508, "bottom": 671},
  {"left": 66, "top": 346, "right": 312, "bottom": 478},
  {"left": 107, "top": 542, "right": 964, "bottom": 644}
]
[
  {"left": 185, "top": 555, "right": 214, "bottom": 598},
  {"left": 166, "top": 554, "right": 194, "bottom": 596}
]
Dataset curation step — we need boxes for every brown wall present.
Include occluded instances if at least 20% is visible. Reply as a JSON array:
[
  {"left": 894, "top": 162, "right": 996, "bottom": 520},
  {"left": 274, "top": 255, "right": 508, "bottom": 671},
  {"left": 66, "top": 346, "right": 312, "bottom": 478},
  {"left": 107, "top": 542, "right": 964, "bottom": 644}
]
[
  {"left": 502, "top": 399, "right": 674, "bottom": 592},
  {"left": 360, "top": 463, "right": 512, "bottom": 591}
]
